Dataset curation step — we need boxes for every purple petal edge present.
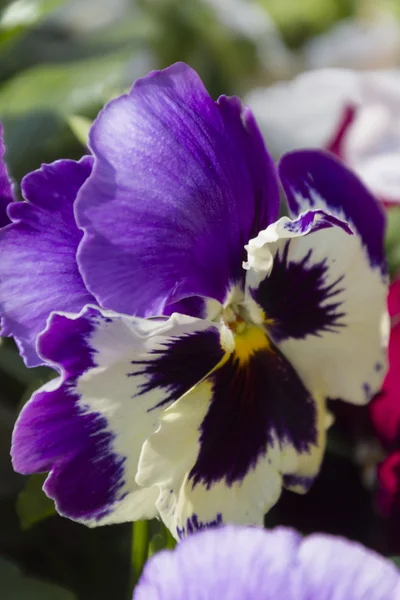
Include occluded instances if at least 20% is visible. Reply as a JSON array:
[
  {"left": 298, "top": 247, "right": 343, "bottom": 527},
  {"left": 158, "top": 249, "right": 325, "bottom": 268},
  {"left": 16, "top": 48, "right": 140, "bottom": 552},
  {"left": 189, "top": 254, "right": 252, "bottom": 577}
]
[
  {"left": 0, "top": 156, "right": 94, "bottom": 366},
  {"left": 279, "top": 149, "right": 386, "bottom": 273},
  {"left": 134, "top": 526, "right": 400, "bottom": 600},
  {"left": 12, "top": 307, "right": 125, "bottom": 521}
]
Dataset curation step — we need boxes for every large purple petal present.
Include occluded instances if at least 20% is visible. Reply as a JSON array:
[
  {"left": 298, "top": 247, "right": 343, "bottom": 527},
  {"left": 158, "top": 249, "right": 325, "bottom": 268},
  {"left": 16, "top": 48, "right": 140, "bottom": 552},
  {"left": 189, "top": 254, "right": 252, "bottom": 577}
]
[
  {"left": 279, "top": 149, "right": 386, "bottom": 272},
  {"left": 0, "top": 123, "right": 14, "bottom": 227},
  {"left": 134, "top": 525, "right": 400, "bottom": 600},
  {"left": 76, "top": 62, "right": 279, "bottom": 317},
  {"left": 0, "top": 157, "right": 94, "bottom": 366},
  {"left": 12, "top": 307, "right": 224, "bottom": 524}
]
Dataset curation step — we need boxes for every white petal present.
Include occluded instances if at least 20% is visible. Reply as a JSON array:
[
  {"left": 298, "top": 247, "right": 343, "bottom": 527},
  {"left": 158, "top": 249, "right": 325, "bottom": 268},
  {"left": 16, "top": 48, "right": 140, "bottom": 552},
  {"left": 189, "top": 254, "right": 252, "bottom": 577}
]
[{"left": 13, "top": 306, "right": 224, "bottom": 526}]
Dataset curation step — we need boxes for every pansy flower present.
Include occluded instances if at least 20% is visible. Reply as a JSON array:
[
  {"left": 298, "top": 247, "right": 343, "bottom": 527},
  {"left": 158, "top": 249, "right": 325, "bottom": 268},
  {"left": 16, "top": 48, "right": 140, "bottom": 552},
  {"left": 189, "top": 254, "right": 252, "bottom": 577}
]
[
  {"left": 370, "top": 279, "right": 400, "bottom": 515},
  {"left": 5, "top": 63, "right": 388, "bottom": 539},
  {"left": 134, "top": 525, "right": 400, "bottom": 599}
]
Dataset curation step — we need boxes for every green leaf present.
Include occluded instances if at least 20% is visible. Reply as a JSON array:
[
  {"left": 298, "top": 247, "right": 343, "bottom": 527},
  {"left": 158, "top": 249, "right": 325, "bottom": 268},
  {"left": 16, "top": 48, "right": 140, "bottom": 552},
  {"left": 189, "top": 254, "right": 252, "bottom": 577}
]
[
  {"left": 67, "top": 114, "right": 92, "bottom": 146},
  {"left": 390, "top": 556, "right": 400, "bottom": 568},
  {"left": 0, "top": 340, "right": 52, "bottom": 386},
  {"left": 17, "top": 472, "right": 56, "bottom": 530},
  {"left": 0, "top": 52, "right": 130, "bottom": 178},
  {"left": 0, "top": 0, "right": 68, "bottom": 48},
  {"left": 259, "top": 0, "right": 352, "bottom": 47},
  {"left": 131, "top": 520, "right": 150, "bottom": 584},
  {"left": 0, "top": 52, "right": 129, "bottom": 118},
  {"left": 148, "top": 521, "right": 176, "bottom": 558},
  {"left": 0, "top": 0, "right": 67, "bottom": 30},
  {"left": 326, "top": 428, "right": 353, "bottom": 459},
  {"left": 0, "top": 557, "right": 75, "bottom": 600},
  {"left": 385, "top": 207, "right": 400, "bottom": 278},
  {"left": 164, "top": 526, "right": 177, "bottom": 550},
  {"left": 147, "top": 532, "right": 166, "bottom": 557}
]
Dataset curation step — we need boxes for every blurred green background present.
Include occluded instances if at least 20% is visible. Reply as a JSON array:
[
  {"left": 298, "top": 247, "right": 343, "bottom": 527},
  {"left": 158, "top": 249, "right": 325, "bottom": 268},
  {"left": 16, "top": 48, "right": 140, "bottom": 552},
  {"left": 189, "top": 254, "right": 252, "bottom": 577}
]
[{"left": 1, "top": 1, "right": 400, "bottom": 598}]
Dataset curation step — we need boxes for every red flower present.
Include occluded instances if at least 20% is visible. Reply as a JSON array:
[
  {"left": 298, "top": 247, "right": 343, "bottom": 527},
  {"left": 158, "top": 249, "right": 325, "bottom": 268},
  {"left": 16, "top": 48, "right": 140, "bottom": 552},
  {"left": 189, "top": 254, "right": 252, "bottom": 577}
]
[{"left": 370, "top": 279, "right": 400, "bottom": 514}]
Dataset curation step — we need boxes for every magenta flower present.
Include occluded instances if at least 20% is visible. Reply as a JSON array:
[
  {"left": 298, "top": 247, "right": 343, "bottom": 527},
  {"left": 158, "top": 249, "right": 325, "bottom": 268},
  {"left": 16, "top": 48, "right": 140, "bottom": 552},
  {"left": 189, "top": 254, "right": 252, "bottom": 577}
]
[
  {"left": 134, "top": 525, "right": 400, "bottom": 599},
  {"left": 370, "top": 279, "right": 400, "bottom": 515},
  {"left": 3, "top": 63, "right": 388, "bottom": 539}
]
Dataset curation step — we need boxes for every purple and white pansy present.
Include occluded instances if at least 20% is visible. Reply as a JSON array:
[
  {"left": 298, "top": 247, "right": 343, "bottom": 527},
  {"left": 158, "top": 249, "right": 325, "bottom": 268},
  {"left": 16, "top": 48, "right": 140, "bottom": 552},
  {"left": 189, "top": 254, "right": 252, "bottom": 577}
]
[
  {"left": 2, "top": 63, "right": 388, "bottom": 539},
  {"left": 134, "top": 525, "right": 400, "bottom": 599}
]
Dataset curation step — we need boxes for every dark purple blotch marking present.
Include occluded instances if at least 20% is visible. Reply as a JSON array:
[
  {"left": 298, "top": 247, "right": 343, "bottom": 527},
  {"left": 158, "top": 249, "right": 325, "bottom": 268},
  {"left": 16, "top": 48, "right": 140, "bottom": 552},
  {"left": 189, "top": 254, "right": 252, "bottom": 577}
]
[
  {"left": 177, "top": 513, "right": 223, "bottom": 540},
  {"left": 12, "top": 310, "right": 126, "bottom": 521},
  {"left": 189, "top": 342, "right": 317, "bottom": 489},
  {"left": 252, "top": 242, "right": 345, "bottom": 342},
  {"left": 130, "top": 329, "right": 225, "bottom": 411}
]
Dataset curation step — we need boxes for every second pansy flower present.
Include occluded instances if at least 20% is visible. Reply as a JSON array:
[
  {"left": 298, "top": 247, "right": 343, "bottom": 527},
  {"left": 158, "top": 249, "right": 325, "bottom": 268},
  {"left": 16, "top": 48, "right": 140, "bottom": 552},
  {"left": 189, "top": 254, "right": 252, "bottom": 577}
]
[{"left": 3, "top": 63, "right": 388, "bottom": 539}]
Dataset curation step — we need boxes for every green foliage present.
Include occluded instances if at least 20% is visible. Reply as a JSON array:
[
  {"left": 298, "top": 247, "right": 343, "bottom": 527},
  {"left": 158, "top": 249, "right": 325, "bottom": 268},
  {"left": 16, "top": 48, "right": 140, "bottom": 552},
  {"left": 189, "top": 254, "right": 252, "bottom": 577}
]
[
  {"left": 0, "top": 556, "right": 75, "bottom": 599},
  {"left": 0, "top": 52, "right": 130, "bottom": 178},
  {"left": 131, "top": 520, "right": 150, "bottom": 585},
  {"left": 148, "top": 522, "right": 176, "bottom": 558},
  {"left": 261, "top": 0, "right": 355, "bottom": 47},
  {"left": 0, "top": 52, "right": 128, "bottom": 117},
  {"left": 67, "top": 114, "right": 92, "bottom": 146},
  {"left": 0, "top": 1, "right": 399, "bottom": 599},
  {"left": 0, "top": 341, "right": 51, "bottom": 387},
  {"left": 17, "top": 473, "right": 55, "bottom": 530},
  {"left": 385, "top": 207, "right": 400, "bottom": 278},
  {"left": 0, "top": 0, "right": 68, "bottom": 46},
  {"left": 131, "top": 520, "right": 177, "bottom": 585}
]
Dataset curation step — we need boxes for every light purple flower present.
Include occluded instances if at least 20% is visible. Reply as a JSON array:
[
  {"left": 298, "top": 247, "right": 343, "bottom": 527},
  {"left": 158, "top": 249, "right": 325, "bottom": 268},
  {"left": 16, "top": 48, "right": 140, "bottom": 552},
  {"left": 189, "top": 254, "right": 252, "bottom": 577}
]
[
  {"left": 8, "top": 63, "right": 388, "bottom": 539},
  {"left": 134, "top": 525, "right": 400, "bottom": 600}
]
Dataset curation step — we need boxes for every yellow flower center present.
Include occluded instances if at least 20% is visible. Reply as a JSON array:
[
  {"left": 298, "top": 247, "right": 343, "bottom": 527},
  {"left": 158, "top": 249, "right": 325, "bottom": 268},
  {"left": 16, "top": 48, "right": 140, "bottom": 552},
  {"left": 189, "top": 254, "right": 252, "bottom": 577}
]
[{"left": 220, "top": 304, "right": 271, "bottom": 365}]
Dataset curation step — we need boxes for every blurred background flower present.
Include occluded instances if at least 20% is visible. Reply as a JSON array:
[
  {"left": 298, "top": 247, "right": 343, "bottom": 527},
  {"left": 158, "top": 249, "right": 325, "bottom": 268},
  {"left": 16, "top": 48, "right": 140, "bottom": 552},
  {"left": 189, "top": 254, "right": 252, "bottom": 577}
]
[
  {"left": 134, "top": 525, "right": 400, "bottom": 599},
  {"left": 1, "top": 0, "right": 400, "bottom": 598}
]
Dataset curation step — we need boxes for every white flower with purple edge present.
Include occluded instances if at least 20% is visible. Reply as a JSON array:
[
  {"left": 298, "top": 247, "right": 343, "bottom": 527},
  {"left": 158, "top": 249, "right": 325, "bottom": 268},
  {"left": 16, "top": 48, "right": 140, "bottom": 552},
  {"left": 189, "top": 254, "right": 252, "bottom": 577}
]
[
  {"left": 134, "top": 526, "right": 400, "bottom": 599},
  {"left": 246, "top": 68, "right": 400, "bottom": 204},
  {"left": 0, "top": 63, "right": 388, "bottom": 539}
]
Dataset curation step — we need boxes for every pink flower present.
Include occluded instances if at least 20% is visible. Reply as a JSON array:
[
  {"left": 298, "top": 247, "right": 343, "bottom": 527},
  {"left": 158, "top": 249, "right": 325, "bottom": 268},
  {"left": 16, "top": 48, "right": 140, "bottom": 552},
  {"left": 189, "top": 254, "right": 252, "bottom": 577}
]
[{"left": 370, "top": 280, "right": 400, "bottom": 514}]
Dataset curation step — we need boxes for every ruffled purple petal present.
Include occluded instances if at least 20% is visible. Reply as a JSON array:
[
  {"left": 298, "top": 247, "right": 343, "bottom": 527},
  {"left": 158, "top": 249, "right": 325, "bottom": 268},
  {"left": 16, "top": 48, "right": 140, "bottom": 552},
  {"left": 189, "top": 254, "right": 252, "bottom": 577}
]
[
  {"left": 135, "top": 527, "right": 301, "bottom": 599},
  {"left": 12, "top": 306, "right": 224, "bottom": 524},
  {"left": 0, "top": 157, "right": 94, "bottom": 366},
  {"left": 0, "top": 123, "right": 14, "bottom": 227},
  {"left": 279, "top": 149, "right": 386, "bottom": 272},
  {"left": 76, "top": 62, "right": 279, "bottom": 317},
  {"left": 134, "top": 526, "right": 400, "bottom": 600}
]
